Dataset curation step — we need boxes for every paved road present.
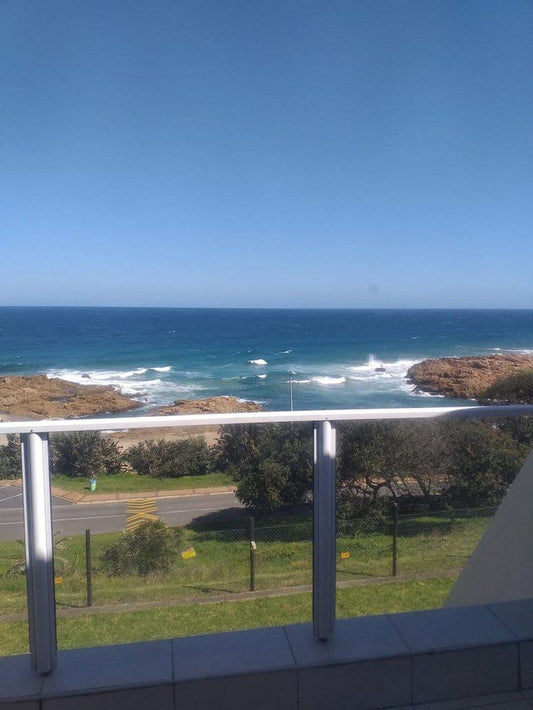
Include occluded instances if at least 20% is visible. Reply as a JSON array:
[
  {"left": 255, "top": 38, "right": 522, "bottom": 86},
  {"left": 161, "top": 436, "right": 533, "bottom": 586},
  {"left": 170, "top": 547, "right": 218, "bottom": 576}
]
[{"left": 0, "top": 486, "right": 242, "bottom": 540}]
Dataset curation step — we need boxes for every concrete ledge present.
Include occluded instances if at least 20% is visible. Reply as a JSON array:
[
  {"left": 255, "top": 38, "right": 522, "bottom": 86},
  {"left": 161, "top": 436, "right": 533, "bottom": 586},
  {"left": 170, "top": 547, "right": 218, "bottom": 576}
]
[{"left": 2, "top": 601, "right": 533, "bottom": 709}]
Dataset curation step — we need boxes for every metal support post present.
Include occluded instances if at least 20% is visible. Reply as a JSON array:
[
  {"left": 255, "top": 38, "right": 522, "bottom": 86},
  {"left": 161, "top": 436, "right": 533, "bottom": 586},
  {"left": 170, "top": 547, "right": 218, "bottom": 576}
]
[
  {"left": 21, "top": 432, "right": 57, "bottom": 675},
  {"left": 313, "top": 420, "right": 336, "bottom": 640}
]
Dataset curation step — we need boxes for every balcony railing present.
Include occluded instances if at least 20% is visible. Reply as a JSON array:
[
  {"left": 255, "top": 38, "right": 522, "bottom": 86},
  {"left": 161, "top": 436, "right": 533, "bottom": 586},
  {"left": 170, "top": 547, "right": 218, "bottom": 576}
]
[{"left": 1, "top": 403, "right": 533, "bottom": 676}]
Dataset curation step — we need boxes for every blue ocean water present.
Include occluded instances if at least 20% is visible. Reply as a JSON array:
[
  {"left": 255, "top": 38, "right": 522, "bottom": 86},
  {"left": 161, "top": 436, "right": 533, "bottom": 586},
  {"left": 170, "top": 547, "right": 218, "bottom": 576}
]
[{"left": 1, "top": 308, "right": 532, "bottom": 412}]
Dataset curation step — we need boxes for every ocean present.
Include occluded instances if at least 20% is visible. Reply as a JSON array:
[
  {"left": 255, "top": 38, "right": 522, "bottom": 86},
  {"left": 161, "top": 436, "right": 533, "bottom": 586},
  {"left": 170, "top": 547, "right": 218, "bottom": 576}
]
[{"left": 1, "top": 307, "right": 532, "bottom": 413}]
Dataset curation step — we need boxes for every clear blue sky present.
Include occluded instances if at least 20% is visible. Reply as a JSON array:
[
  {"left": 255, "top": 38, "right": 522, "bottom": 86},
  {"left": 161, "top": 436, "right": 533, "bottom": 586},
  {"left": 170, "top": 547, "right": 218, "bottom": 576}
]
[{"left": 1, "top": 1, "right": 532, "bottom": 308}]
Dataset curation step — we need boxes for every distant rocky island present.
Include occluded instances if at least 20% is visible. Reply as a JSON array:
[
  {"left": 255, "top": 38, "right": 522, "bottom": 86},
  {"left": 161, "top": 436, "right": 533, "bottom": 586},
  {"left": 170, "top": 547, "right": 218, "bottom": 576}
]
[{"left": 407, "top": 354, "right": 533, "bottom": 401}]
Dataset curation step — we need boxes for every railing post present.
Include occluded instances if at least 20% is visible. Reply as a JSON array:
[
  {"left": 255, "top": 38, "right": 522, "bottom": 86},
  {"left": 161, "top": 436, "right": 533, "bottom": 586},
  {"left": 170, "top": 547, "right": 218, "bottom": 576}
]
[
  {"left": 313, "top": 420, "right": 336, "bottom": 640},
  {"left": 21, "top": 432, "right": 57, "bottom": 675}
]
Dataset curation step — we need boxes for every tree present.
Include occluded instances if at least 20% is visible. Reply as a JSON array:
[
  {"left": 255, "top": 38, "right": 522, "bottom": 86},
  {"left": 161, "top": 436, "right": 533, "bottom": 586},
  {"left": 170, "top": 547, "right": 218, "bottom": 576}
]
[
  {"left": 443, "top": 420, "right": 526, "bottom": 507},
  {"left": 337, "top": 420, "right": 450, "bottom": 509},
  {"left": 126, "top": 437, "right": 212, "bottom": 478},
  {"left": 51, "top": 432, "right": 123, "bottom": 478},
  {"left": 0, "top": 435, "right": 22, "bottom": 479},
  {"left": 215, "top": 423, "right": 313, "bottom": 511}
]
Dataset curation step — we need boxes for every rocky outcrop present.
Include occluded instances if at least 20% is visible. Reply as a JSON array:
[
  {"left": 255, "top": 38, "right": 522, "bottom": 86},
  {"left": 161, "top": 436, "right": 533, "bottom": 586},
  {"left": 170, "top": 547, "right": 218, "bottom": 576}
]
[
  {"left": 407, "top": 354, "right": 533, "bottom": 400},
  {"left": 154, "top": 396, "right": 262, "bottom": 416},
  {"left": 0, "top": 375, "right": 142, "bottom": 419}
]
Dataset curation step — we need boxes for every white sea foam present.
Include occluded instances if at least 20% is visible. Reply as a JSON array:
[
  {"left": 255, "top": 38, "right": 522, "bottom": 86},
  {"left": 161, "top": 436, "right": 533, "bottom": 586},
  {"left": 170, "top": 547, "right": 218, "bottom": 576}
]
[
  {"left": 152, "top": 365, "right": 172, "bottom": 372},
  {"left": 257, "top": 374, "right": 267, "bottom": 379},
  {"left": 279, "top": 350, "right": 292, "bottom": 354},
  {"left": 46, "top": 367, "right": 203, "bottom": 406},
  {"left": 312, "top": 376, "right": 346, "bottom": 386},
  {"left": 249, "top": 359, "right": 267, "bottom": 366}
]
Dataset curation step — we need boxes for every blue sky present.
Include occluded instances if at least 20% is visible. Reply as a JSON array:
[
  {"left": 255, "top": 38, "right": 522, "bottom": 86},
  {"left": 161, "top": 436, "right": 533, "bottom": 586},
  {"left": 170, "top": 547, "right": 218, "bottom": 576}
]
[{"left": 1, "top": 1, "right": 532, "bottom": 308}]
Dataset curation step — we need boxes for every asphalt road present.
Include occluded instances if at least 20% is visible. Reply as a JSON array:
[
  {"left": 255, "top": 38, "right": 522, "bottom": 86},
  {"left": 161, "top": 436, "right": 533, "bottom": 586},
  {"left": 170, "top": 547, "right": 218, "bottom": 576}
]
[{"left": 0, "top": 486, "right": 242, "bottom": 540}]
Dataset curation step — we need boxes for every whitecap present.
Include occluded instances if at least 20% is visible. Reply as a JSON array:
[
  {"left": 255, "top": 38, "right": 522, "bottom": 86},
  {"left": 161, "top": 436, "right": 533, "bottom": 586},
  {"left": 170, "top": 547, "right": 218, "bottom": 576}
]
[
  {"left": 279, "top": 349, "right": 292, "bottom": 354},
  {"left": 152, "top": 366, "right": 172, "bottom": 372},
  {"left": 249, "top": 359, "right": 267, "bottom": 366},
  {"left": 257, "top": 374, "right": 267, "bottom": 379},
  {"left": 312, "top": 376, "right": 346, "bottom": 386}
]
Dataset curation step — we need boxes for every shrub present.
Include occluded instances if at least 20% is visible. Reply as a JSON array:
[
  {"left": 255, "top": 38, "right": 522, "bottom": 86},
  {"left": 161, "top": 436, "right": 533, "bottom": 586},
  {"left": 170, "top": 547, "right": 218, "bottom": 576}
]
[
  {"left": 100, "top": 520, "right": 183, "bottom": 576},
  {"left": 481, "top": 369, "right": 533, "bottom": 404},
  {"left": 126, "top": 437, "right": 212, "bottom": 478},
  {"left": 51, "top": 432, "right": 123, "bottom": 478},
  {"left": 0, "top": 435, "right": 22, "bottom": 479}
]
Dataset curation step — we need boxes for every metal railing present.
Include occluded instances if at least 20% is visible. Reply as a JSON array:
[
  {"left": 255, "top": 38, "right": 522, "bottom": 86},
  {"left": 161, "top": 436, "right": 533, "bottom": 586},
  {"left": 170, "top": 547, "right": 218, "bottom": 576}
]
[{"left": 1, "top": 403, "right": 533, "bottom": 675}]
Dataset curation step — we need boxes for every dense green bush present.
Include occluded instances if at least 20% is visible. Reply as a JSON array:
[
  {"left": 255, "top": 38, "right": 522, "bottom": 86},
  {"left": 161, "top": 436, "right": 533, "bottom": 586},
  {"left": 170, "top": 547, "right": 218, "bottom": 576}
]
[
  {"left": 126, "top": 437, "right": 212, "bottom": 478},
  {"left": 51, "top": 432, "right": 124, "bottom": 478},
  {"left": 481, "top": 369, "right": 533, "bottom": 404},
  {"left": 215, "top": 423, "right": 313, "bottom": 511},
  {"left": 100, "top": 520, "right": 183, "bottom": 576},
  {"left": 0, "top": 435, "right": 22, "bottom": 479},
  {"left": 443, "top": 420, "right": 526, "bottom": 506}
]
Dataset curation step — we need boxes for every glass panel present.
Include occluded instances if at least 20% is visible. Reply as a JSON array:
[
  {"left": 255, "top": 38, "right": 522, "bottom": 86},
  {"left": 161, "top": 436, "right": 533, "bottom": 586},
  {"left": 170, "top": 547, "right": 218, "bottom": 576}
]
[
  {"left": 336, "top": 416, "right": 532, "bottom": 618},
  {"left": 0, "top": 435, "right": 29, "bottom": 656},
  {"left": 51, "top": 422, "right": 313, "bottom": 650}
]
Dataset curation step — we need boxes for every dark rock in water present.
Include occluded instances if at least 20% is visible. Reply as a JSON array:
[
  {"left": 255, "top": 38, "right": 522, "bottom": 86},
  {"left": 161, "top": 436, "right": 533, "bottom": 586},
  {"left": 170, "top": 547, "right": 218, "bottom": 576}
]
[
  {"left": 82, "top": 374, "right": 91, "bottom": 379},
  {"left": 375, "top": 366, "right": 386, "bottom": 373}
]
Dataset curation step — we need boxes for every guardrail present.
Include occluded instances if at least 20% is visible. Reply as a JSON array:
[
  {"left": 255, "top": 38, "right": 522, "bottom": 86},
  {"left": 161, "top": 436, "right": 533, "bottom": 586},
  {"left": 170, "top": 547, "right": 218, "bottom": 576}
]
[{"left": 2, "top": 404, "right": 533, "bottom": 675}]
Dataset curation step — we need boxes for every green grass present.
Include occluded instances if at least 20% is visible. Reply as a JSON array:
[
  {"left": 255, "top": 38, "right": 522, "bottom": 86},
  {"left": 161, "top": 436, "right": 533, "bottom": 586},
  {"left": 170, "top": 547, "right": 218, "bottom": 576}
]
[
  {"left": 0, "top": 511, "right": 490, "bottom": 614},
  {"left": 0, "top": 577, "right": 454, "bottom": 655},
  {"left": 51, "top": 471, "right": 233, "bottom": 493},
  {"left": 0, "top": 509, "right": 490, "bottom": 656}
]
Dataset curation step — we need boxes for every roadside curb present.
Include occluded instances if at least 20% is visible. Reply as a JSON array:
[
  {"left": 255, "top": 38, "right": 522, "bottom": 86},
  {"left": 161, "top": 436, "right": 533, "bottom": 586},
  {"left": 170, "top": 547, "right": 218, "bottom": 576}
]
[{"left": 1, "top": 479, "right": 236, "bottom": 504}]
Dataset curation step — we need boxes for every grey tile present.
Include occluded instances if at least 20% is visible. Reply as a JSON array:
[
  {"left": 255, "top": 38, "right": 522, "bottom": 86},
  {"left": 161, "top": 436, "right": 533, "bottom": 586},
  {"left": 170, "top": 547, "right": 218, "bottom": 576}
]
[
  {"left": 285, "top": 616, "right": 410, "bottom": 667},
  {"left": 41, "top": 684, "right": 173, "bottom": 710},
  {"left": 519, "top": 642, "right": 533, "bottom": 688},
  {"left": 0, "top": 655, "right": 43, "bottom": 700},
  {"left": 40, "top": 640, "right": 172, "bottom": 697},
  {"left": 172, "top": 626, "right": 295, "bottom": 681},
  {"left": 489, "top": 600, "right": 533, "bottom": 641},
  {"left": 415, "top": 691, "right": 527, "bottom": 709},
  {"left": 390, "top": 606, "right": 515, "bottom": 654},
  {"left": 174, "top": 669, "right": 297, "bottom": 710},
  {"left": 298, "top": 656, "right": 412, "bottom": 710},
  {"left": 478, "top": 703, "right": 532, "bottom": 709},
  {"left": 413, "top": 645, "right": 519, "bottom": 705}
]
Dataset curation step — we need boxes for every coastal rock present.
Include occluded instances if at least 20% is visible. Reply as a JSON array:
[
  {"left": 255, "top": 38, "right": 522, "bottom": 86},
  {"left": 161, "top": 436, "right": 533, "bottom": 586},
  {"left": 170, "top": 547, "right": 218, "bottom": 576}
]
[
  {"left": 154, "top": 396, "right": 262, "bottom": 415},
  {"left": 407, "top": 354, "right": 533, "bottom": 400},
  {"left": 109, "top": 396, "right": 263, "bottom": 449},
  {"left": 0, "top": 375, "right": 142, "bottom": 419}
]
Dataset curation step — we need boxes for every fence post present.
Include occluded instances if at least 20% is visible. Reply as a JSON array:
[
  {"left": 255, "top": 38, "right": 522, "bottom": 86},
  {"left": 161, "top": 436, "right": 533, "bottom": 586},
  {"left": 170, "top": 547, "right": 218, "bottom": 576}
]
[
  {"left": 313, "top": 420, "right": 336, "bottom": 641},
  {"left": 392, "top": 501, "right": 398, "bottom": 577},
  {"left": 21, "top": 432, "right": 57, "bottom": 675},
  {"left": 86, "top": 529, "right": 93, "bottom": 607},
  {"left": 249, "top": 516, "right": 256, "bottom": 592}
]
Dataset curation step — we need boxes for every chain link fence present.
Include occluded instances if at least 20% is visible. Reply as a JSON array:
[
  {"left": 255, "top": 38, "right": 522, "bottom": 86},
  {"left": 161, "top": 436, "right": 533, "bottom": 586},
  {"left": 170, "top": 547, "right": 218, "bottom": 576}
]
[{"left": 15, "top": 505, "right": 499, "bottom": 617}]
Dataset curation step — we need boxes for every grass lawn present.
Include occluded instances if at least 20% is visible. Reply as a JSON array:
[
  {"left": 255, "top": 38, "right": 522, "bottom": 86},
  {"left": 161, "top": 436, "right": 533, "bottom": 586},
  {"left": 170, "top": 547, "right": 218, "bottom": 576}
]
[
  {"left": 0, "top": 577, "right": 454, "bottom": 655},
  {"left": 51, "top": 471, "right": 233, "bottom": 494}
]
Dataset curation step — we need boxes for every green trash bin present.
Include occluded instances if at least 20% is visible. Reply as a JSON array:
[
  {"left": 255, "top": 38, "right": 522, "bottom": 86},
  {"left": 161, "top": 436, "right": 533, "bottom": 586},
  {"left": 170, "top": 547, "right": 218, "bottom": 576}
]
[{"left": 89, "top": 478, "right": 97, "bottom": 492}]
